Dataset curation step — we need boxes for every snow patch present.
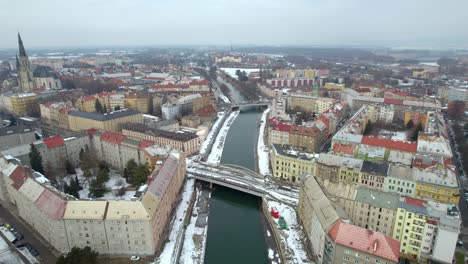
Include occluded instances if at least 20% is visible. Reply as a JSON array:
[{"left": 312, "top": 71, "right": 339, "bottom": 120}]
[
  {"left": 206, "top": 111, "right": 240, "bottom": 165},
  {"left": 155, "top": 178, "right": 195, "bottom": 264},
  {"left": 257, "top": 108, "right": 271, "bottom": 176}
]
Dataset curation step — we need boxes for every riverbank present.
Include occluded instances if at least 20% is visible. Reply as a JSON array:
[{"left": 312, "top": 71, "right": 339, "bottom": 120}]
[
  {"left": 206, "top": 110, "right": 240, "bottom": 165},
  {"left": 155, "top": 178, "right": 195, "bottom": 264},
  {"left": 256, "top": 108, "right": 313, "bottom": 264},
  {"left": 179, "top": 183, "right": 211, "bottom": 264},
  {"left": 257, "top": 108, "right": 271, "bottom": 176}
]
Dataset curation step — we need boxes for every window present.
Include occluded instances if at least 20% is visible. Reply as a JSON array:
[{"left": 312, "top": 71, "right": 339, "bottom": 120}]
[{"left": 343, "top": 256, "right": 350, "bottom": 261}]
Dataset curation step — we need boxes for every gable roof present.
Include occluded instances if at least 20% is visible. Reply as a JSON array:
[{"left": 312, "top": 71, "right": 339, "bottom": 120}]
[
  {"left": 43, "top": 136, "right": 65, "bottom": 149},
  {"left": 100, "top": 131, "right": 127, "bottom": 145},
  {"left": 361, "top": 136, "right": 417, "bottom": 153},
  {"left": 329, "top": 221, "right": 400, "bottom": 262},
  {"left": 35, "top": 189, "right": 67, "bottom": 219}
]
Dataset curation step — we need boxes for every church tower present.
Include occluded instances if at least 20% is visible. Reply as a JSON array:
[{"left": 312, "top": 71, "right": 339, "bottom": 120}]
[{"left": 17, "top": 33, "right": 35, "bottom": 92}]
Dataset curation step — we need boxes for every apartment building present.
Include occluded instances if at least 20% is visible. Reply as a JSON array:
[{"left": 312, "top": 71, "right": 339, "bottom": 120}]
[
  {"left": 0, "top": 152, "right": 186, "bottom": 255},
  {"left": 1, "top": 93, "right": 38, "bottom": 116},
  {"left": 121, "top": 123, "right": 200, "bottom": 156},
  {"left": 0, "top": 124, "right": 35, "bottom": 151},
  {"left": 298, "top": 176, "right": 345, "bottom": 263},
  {"left": 125, "top": 93, "right": 150, "bottom": 113},
  {"left": 271, "top": 144, "right": 317, "bottom": 183},
  {"left": 77, "top": 95, "right": 97, "bottom": 112},
  {"left": 324, "top": 221, "right": 400, "bottom": 264},
  {"left": 68, "top": 109, "right": 143, "bottom": 132},
  {"left": 392, "top": 197, "right": 461, "bottom": 263}
]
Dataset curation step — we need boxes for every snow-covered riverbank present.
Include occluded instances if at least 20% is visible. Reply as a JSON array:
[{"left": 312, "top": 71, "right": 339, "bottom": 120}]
[
  {"left": 155, "top": 179, "right": 195, "bottom": 264},
  {"left": 206, "top": 110, "right": 240, "bottom": 165},
  {"left": 257, "top": 108, "right": 271, "bottom": 176},
  {"left": 199, "top": 112, "right": 227, "bottom": 156}
]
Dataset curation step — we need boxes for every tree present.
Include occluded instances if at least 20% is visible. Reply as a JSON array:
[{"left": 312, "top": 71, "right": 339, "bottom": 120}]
[
  {"left": 132, "top": 163, "right": 151, "bottom": 186},
  {"left": 64, "top": 177, "right": 80, "bottom": 199},
  {"left": 114, "top": 105, "right": 121, "bottom": 111},
  {"left": 363, "top": 120, "right": 372, "bottom": 136},
  {"left": 95, "top": 98, "right": 103, "bottom": 113},
  {"left": 124, "top": 160, "right": 150, "bottom": 186},
  {"left": 406, "top": 119, "right": 414, "bottom": 129},
  {"left": 56, "top": 246, "right": 99, "bottom": 264},
  {"left": 29, "top": 144, "right": 44, "bottom": 174},
  {"left": 89, "top": 179, "right": 105, "bottom": 198},
  {"left": 65, "top": 160, "right": 76, "bottom": 174},
  {"left": 411, "top": 122, "right": 424, "bottom": 141},
  {"left": 96, "top": 164, "right": 109, "bottom": 184}
]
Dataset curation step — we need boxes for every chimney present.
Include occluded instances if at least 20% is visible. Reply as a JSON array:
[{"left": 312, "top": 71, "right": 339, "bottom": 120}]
[{"left": 373, "top": 239, "right": 379, "bottom": 253}]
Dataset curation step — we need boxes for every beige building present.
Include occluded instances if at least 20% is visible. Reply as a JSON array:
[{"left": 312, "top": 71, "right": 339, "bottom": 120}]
[
  {"left": 68, "top": 109, "right": 143, "bottom": 132},
  {"left": 298, "top": 176, "right": 344, "bottom": 263},
  {"left": 122, "top": 123, "right": 200, "bottom": 156},
  {"left": 0, "top": 152, "right": 186, "bottom": 256},
  {"left": 125, "top": 93, "right": 150, "bottom": 113}
]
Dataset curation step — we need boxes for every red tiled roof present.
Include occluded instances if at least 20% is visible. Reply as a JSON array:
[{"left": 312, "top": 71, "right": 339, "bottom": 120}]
[
  {"left": 402, "top": 197, "right": 426, "bottom": 207},
  {"left": 152, "top": 83, "right": 189, "bottom": 89},
  {"left": 329, "top": 221, "right": 400, "bottom": 262},
  {"left": 189, "top": 80, "right": 209, "bottom": 86},
  {"left": 194, "top": 105, "right": 216, "bottom": 117},
  {"left": 43, "top": 136, "right": 65, "bottom": 149},
  {"left": 139, "top": 140, "right": 155, "bottom": 150},
  {"left": 269, "top": 117, "right": 292, "bottom": 132},
  {"left": 333, "top": 143, "right": 355, "bottom": 155},
  {"left": 86, "top": 128, "right": 99, "bottom": 137},
  {"left": 80, "top": 95, "right": 96, "bottom": 101},
  {"left": 383, "top": 98, "right": 404, "bottom": 105},
  {"left": 35, "top": 189, "right": 67, "bottom": 219},
  {"left": 10, "top": 166, "right": 29, "bottom": 190},
  {"left": 361, "top": 136, "right": 417, "bottom": 153},
  {"left": 100, "top": 131, "right": 127, "bottom": 144}
]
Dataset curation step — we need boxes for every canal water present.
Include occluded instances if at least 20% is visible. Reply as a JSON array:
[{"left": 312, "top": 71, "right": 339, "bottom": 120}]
[{"left": 204, "top": 77, "right": 268, "bottom": 264}]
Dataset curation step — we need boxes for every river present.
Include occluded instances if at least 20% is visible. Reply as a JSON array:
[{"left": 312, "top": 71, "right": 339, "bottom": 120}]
[{"left": 204, "top": 76, "right": 268, "bottom": 264}]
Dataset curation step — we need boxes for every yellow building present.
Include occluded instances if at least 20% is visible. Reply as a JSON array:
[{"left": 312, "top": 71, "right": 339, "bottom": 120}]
[
  {"left": 324, "top": 82, "right": 345, "bottom": 90},
  {"left": 9, "top": 93, "right": 38, "bottom": 116},
  {"left": 413, "top": 167, "right": 459, "bottom": 204},
  {"left": 415, "top": 182, "right": 459, "bottom": 204},
  {"left": 271, "top": 144, "right": 317, "bottom": 184},
  {"left": 67, "top": 109, "right": 143, "bottom": 132},
  {"left": 392, "top": 197, "right": 427, "bottom": 261},
  {"left": 125, "top": 93, "right": 149, "bottom": 113},
  {"left": 303, "top": 69, "right": 316, "bottom": 78},
  {"left": 77, "top": 95, "right": 97, "bottom": 112},
  {"left": 404, "top": 111, "right": 429, "bottom": 130}
]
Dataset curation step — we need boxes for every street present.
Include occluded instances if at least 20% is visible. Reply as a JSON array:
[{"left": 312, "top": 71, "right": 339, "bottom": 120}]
[{"left": 0, "top": 204, "right": 57, "bottom": 264}]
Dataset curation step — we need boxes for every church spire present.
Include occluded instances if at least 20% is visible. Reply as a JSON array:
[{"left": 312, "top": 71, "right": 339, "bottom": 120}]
[
  {"left": 15, "top": 54, "right": 20, "bottom": 69},
  {"left": 18, "top": 33, "right": 27, "bottom": 57}
]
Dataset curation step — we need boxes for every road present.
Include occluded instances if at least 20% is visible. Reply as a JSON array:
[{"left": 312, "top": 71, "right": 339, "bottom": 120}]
[{"left": 0, "top": 204, "right": 58, "bottom": 264}]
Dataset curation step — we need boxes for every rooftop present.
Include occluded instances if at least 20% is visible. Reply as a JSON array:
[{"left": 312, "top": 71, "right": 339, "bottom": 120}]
[
  {"left": 329, "top": 221, "right": 400, "bottom": 262},
  {"left": 272, "top": 144, "right": 318, "bottom": 161},
  {"left": 355, "top": 187, "right": 399, "bottom": 209},
  {"left": 317, "top": 153, "right": 363, "bottom": 170},
  {"left": 122, "top": 123, "right": 198, "bottom": 141},
  {"left": 361, "top": 161, "right": 389, "bottom": 176},
  {"left": 68, "top": 108, "right": 141, "bottom": 121}
]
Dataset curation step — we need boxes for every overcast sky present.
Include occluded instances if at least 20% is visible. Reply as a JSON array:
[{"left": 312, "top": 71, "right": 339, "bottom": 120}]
[{"left": 1, "top": 0, "right": 467, "bottom": 49}]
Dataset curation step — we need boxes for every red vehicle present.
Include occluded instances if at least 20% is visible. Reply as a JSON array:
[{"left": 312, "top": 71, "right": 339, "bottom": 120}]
[{"left": 271, "top": 206, "right": 279, "bottom": 218}]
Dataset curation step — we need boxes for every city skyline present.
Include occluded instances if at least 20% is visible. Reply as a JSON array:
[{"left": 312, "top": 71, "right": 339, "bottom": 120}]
[{"left": 1, "top": 0, "right": 468, "bottom": 49}]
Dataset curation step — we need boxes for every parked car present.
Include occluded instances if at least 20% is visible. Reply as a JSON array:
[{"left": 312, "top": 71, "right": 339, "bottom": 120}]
[
  {"left": 13, "top": 232, "right": 24, "bottom": 241},
  {"left": 130, "top": 256, "right": 140, "bottom": 261},
  {"left": 17, "top": 243, "right": 40, "bottom": 257},
  {"left": 457, "top": 240, "right": 464, "bottom": 247}
]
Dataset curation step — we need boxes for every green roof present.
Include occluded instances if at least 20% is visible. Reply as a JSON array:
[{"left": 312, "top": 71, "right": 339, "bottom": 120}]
[{"left": 354, "top": 187, "right": 399, "bottom": 209}]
